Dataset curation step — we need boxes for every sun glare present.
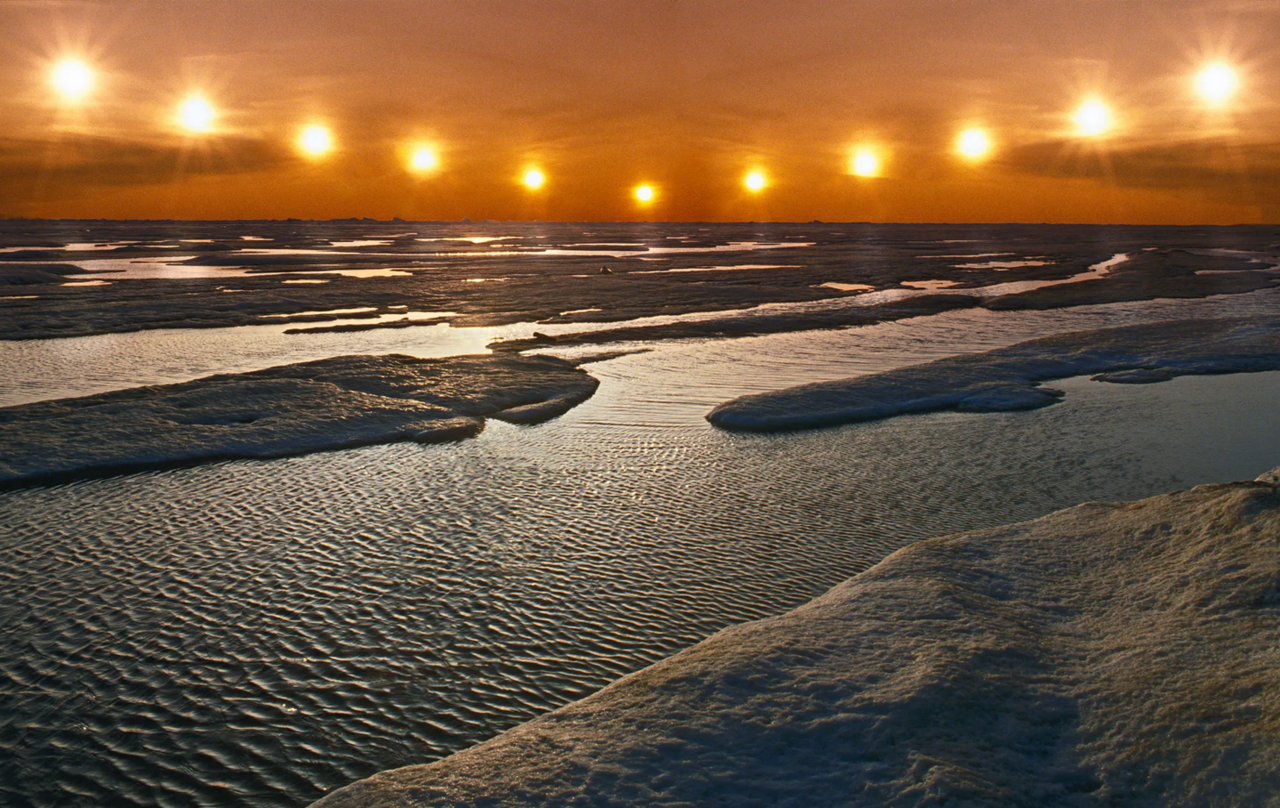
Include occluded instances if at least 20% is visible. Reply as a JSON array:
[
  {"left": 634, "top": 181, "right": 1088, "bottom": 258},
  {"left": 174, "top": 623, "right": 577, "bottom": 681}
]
[
  {"left": 633, "top": 184, "right": 655, "bottom": 203},
  {"left": 850, "top": 150, "right": 880, "bottom": 178},
  {"left": 523, "top": 168, "right": 546, "bottom": 189},
  {"left": 298, "top": 125, "right": 333, "bottom": 157},
  {"left": 176, "top": 96, "right": 216, "bottom": 133},
  {"left": 744, "top": 171, "right": 767, "bottom": 192},
  {"left": 409, "top": 146, "right": 438, "bottom": 173},
  {"left": 1196, "top": 64, "right": 1238, "bottom": 105},
  {"left": 956, "top": 128, "right": 992, "bottom": 161},
  {"left": 50, "top": 59, "right": 94, "bottom": 101}
]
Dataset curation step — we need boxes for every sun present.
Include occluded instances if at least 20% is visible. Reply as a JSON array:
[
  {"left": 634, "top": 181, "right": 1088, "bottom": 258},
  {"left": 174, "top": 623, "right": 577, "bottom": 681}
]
[
  {"left": 1196, "top": 64, "right": 1238, "bottom": 105},
  {"left": 850, "top": 150, "right": 879, "bottom": 178},
  {"left": 408, "top": 146, "right": 438, "bottom": 173},
  {"left": 50, "top": 59, "right": 94, "bottom": 102},
  {"left": 298, "top": 125, "right": 333, "bottom": 157},
  {"left": 633, "top": 184, "right": 655, "bottom": 203},
  {"left": 1073, "top": 99, "right": 1112, "bottom": 137},
  {"left": 744, "top": 171, "right": 767, "bottom": 192},
  {"left": 522, "top": 168, "right": 546, "bottom": 189},
  {"left": 176, "top": 96, "right": 216, "bottom": 133},
  {"left": 956, "top": 128, "right": 992, "bottom": 161}
]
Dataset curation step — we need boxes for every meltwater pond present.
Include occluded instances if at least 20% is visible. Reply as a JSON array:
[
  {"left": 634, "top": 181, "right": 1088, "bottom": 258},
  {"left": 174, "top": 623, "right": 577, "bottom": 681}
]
[{"left": 4, "top": 298, "right": 1280, "bottom": 808}]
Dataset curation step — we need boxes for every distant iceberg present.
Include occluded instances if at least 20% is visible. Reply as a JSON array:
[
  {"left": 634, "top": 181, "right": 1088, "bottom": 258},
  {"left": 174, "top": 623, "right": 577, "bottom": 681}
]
[{"left": 313, "top": 465, "right": 1280, "bottom": 807}]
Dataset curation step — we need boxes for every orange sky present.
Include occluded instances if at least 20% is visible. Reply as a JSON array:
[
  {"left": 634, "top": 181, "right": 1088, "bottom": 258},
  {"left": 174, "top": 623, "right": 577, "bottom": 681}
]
[{"left": 2, "top": 0, "right": 1278, "bottom": 223}]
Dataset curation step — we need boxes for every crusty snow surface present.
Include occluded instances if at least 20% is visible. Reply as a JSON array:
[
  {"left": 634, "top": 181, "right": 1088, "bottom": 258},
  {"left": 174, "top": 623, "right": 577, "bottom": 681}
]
[
  {"left": 0, "top": 353, "right": 597, "bottom": 488},
  {"left": 314, "top": 466, "right": 1280, "bottom": 808},
  {"left": 708, "top": 317, "right": 1280, "bottom": 432}
]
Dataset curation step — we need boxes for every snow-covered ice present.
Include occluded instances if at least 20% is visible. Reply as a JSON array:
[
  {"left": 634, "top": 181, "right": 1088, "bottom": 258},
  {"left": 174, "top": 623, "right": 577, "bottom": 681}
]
[
  {"left": 313, "top": 464, "right": 1280, "bottom": 807},
  {"left": 708, "top": 317, "right": 1280, "bottom": 432},
  {"left": 0, "top": 353, "right": 598, "bottom": 488}
]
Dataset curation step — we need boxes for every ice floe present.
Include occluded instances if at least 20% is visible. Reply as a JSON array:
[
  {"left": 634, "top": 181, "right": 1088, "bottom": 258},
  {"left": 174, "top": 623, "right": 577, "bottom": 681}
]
[
  {"left": 708, "top": 317, "right": 1280, "bottom": 432},
  {"left": 0, "top": 353, "right": 598, "bottom": 489}
]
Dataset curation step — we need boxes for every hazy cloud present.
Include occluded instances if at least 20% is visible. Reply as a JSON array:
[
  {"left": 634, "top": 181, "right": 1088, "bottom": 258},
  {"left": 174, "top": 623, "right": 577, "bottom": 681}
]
[{"left": 0, "top": 134, "right": 288, "bottom": 186}]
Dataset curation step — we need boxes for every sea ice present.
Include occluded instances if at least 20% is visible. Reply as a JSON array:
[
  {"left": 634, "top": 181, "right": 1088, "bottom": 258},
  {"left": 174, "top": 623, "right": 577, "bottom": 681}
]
[
  {"left": 0, "top": 262, "right": 90, "bottom": 285},
  {"left": 708, "top": 317, "right": 1280, "bottom": 432},
  {"left": 6, "top": 223, "right": 1276, "bottom": 343},
  {"left": 312, "top": 466, "right": 1280, "bottom": 807},
  {"left": 0, "top": 353, "right": 598, "bottom": 489}
]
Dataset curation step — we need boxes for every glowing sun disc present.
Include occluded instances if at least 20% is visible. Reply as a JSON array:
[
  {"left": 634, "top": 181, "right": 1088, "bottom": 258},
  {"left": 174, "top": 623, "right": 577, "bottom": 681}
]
[
  {"left": 1073, "top": 99, "right": 1112, "bottom": 136},
  {"left": 1197, "top": 64, "right": 1238, "bottom": 105},
  {"left": 744, "top": 171, "right": 767, "bottom": 192},
  {"left": 851, "top": 150, "right": 879, "bottom": 178},
  {"left": 522, "top": 168, "right": 546, "bottom": 189},
  {"left": 634, "top": 184, "right": 655, "bottom": 202},
  {"left": 177, "top": 97, "right": 215, "bottom": 133},
  {"left": 51, "top": 59, "right": 94, "bottom": 101},
  {"left": 409, "top": 146, "right": 438, "bottom": 172},
  {"left": 956, "top": 128, "right": 992, "bottom": 161},
  {"left": 298, "top": 125, "right": 333, "bottom": 157}
]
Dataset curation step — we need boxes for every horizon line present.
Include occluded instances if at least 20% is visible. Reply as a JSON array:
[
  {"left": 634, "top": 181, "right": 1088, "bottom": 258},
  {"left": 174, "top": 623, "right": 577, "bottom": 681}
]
[{"left": 2, "top": 217, "right": 1276, "bottom": 228}]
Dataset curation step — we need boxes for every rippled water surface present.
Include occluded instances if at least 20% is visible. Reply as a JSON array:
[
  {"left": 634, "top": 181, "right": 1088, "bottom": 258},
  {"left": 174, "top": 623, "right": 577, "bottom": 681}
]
[{"left": 4, "top": 226, "right": 1280, "bottom": 808}]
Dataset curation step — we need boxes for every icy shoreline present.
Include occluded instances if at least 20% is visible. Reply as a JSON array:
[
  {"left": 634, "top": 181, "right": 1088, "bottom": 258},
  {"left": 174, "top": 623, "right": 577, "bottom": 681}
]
[
  {"left": 0, "top": 353, "right": 597, "bottom": 489},
  {"left": 708, "top": 317, "right": 1280, "bottom": 432},
  {"left": 314, "top": 464, "right": 1280, "bottom": 807}
]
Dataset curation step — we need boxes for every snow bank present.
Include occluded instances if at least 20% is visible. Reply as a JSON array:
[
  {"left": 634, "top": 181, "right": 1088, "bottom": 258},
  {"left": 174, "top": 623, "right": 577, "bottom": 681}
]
[
  {"left": 314, "top": 466, "right": 1280, "bottom": 807},
  {"left": 0, "top": 353, "right": 597, "bottom": 489},
  {"left": 709, "top": 317, "right": 1280, "bottom": 432}
]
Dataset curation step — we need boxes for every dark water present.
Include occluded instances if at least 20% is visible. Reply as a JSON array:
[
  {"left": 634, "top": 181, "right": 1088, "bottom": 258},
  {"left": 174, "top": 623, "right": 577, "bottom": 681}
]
[{"left": 3, "top": 224, "right": 1280, "bottom": 808}]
